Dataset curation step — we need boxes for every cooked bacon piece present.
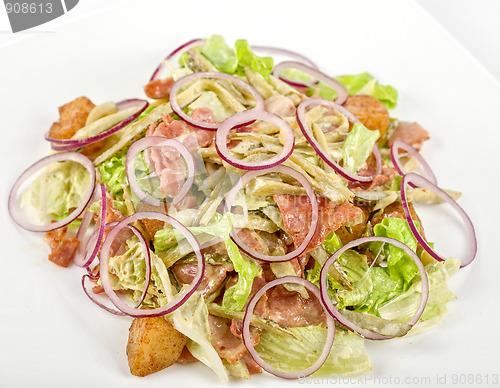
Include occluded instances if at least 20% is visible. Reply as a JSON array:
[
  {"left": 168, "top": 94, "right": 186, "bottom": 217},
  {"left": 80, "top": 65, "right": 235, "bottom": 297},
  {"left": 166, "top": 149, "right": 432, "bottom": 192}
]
[
  {"left": 343, "top": 94, "right": 389, "bottom": 136},
  {"left": 49, "top": 96, "right": 95, "bottom": 139},
  {"left": 242, "top": 354, "right": 262, "bottom": 374},
  {"left": 388, "top": 121, "right": 429, "bottom": 150},
  {"left": 264, "top": 95, "right": 296, "bottom": 117},
  {"left": 208, "top": 315, "right": 260, "bottom": 364},
  {"left": 44, "top": 226, "right": 80, "bottom": 268},
  {"left": 172, "top": 263, "right": 233, "bottom": 298},
  {"left": 336, "top": 206, "right": 371, "bottom": 245},
  {"left": 348, "top": 166, "right": 397, "bottom": 191},
  {"left": 146, "top": 110, "right": 215, "bottom": 199},
  {"left": 176, "top": 346, "right": 198, "bottom": 364},
  {"left": 143, "top": 77, "right": 175, "bottom": 99},
  {"left": 273, "top": 195, "right": 364, "bottom": 253}
]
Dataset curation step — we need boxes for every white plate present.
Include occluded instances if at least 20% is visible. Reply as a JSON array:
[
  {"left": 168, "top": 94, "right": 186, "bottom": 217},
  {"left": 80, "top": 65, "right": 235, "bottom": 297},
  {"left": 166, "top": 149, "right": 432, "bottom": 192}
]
[{"left": 1, "top": 0, "right": 499, "bottom": 387}]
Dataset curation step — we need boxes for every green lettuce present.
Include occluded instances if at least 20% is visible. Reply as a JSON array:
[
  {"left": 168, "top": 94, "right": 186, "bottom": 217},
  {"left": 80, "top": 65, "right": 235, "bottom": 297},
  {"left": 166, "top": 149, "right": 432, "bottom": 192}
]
[
  {"left": 342, "top": 123, "right": 380, "bottom": 174},
  {"left": 256, "top": 325, "right": 372, "bottom": 377},
  {"left": 201, "top": 35, "right": 238, "bottom": 74},
  {"left": 154, "top": 213, "right": 261, "bottom": 312},
  {"left": 21, "top": 160, "right": 91, "bottom": 222},
  {"left": 98, "top": 155, "right": 126, "bottom": 198},
  {"left": 336, "top": 72, "right": 399, "bottom": 109},
  {"left": 379, "top": 259, "right": 460, "bottom": 334},
  {"left": 234, "top": 39, "right": 273, "bottom": 80}
]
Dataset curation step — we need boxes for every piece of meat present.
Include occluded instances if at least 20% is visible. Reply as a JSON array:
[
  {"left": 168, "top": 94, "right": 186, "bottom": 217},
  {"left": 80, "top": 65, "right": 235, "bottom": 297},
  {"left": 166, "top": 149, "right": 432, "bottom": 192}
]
[
  {"left": 388, "top": 121, "right": 429, "bottom": 151},
  {"left": 176, "top": 346, "right": 198, "bottom": 364},
  {"left": 242, "top": 354, "right": 262, "bottom": 375},
  {"left": 49, "top": 96, "right": 95, "bottom": 139},
  {"left": 44, "top": 226, "right": 80, "bottom": 268},
  {"left": 273, "top": 195, "right": 364, "bottom": 253},
  {"left": 171, "top": 263, "right": 233, "bottom": 298},
  {"left": 143, "top": 77, "right": 175, "bottom": 99},
  {"left": 348, "top": 166, "right": 397, "bottom": 191},
  {"left": 208, "top": 315, "right": 260, "bottom": 364},
  {"left": 343, "top": 94, "right": 389, "bottom": 136},
  {"left": 145, "top": 110, "right": 215, "bottom": 199},
  {"left": 336, "top": 206, "right": 371, "bottom": 245},
  {"left": 264, "top": 95, "right": 296, "bottom": 117}
]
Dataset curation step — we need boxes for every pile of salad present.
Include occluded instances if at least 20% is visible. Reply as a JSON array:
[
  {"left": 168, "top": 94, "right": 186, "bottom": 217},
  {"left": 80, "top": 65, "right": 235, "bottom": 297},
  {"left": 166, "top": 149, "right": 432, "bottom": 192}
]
[{"left": 8, "top": 35, "right": 477, "bottom": 381}]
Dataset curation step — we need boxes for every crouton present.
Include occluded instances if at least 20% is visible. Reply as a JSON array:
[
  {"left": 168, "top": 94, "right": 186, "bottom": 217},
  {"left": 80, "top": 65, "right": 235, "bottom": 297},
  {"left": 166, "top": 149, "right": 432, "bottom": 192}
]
[
  {"left": 49, "top": 96, "right": 95, "bottom": 139},
  {"left": 126, "top": 316, "right": 187, "bottom": 377}
]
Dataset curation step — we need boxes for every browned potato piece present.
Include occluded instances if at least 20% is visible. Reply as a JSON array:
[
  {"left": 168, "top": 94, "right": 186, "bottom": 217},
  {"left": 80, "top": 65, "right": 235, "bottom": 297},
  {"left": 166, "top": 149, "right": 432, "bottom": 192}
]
[
  {"left": 49, "top": 96, "right": 95, "bottom": 139},
  {"left": 343, "top": 94, "right": 389, "bottom": 136},
  {"left": 126, "top": 316, "right": 187, "bottom": 377}
]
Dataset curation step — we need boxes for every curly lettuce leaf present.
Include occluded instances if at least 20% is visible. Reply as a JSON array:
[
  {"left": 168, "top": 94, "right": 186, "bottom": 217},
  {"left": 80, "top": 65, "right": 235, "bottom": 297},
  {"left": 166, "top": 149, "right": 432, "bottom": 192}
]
[
  {"left": 234, "top": 39, "right": 273, "bottom": 80},
  {"left": 342, "top": 123, "right": 380, "bottom": 174},
  {"left": 256, "top": 325, "right": 372, "bottom": 377},
  {"left": 21, "top": 160, "right": 91, "bottom": 222},
  {"left": 201, "top": 35, "right": 238, "bottom": 74}
]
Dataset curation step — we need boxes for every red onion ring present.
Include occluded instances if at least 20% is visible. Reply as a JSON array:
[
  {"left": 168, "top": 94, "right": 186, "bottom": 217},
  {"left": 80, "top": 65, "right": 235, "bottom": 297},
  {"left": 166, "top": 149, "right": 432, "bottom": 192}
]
[
  {"left": 45, "top": 99, "right": 148, "bottom": 151},
  {"left": 149, "top": 38, "right": 204, "bottom": 81},
  {"left": 8, "top": 152, "right": 96, "bottom": 232},
  {"left": 99, "top": 211, "right": 204, "bottom": 317},
  {"left": 251, "top": 45, "right": 317, "bottom": 69},
  {"left": 319, "top": 236, "right": 429, "bottom": 340},
  {"left": 296, "top": 98, "right": 383, "bottom": 183},
  {"left": 74, "top": 183, "right": 107, "bottom": 268},
  {"left": 390, "top": 140, "right": 437, "bottom": 188},
  {"left": 225, "top": 165, "right": 318, "bottom": 262},
  {"left": 83, "top": 221, "right": 119, "bottom": 281},
  {"left": 215, "top": 110, "right": 295, "bottom": 170},
  {"left": 81, "top": 274, "right": 126, "bottom": 316},
  {"left": 272, "top": 61, "right": 348, "bottom": 105},
  {"left": 400, "top": 173, "right": 477, "bottom": 268},
  {"left": 242, "top": 276, "right": 335, "bottom": 379},
  {"left": 125, "top": 136, "right": 195, "bottom": 207},
  {"left": 169, "top": 71, "right": 265, "bottom": 131}
]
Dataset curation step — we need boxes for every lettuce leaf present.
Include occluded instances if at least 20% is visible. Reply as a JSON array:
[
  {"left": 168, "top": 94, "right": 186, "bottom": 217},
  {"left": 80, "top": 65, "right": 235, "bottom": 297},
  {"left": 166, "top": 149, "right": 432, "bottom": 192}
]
[
  {"left": 21, "top": 160, "right": 91, "bottom": 222},
  {"left": 342, "top": 123, "right": 380, "bottom": 174},
  {"left": 201, "top": 35, "right": 238, "bottom": 74},
  {"left": 234, "top": 39, "right": 273, "bottom": 80},
  {"left": 336, "top": 72, "right": 399, "bottom": 109},
  {"left": 256, "top": 325, "right": 372, "bottom": 377}
]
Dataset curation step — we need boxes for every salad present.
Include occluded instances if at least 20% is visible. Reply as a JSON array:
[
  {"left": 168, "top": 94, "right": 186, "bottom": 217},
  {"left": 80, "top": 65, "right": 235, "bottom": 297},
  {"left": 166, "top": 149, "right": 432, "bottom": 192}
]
[{"left": 8, "top": 35, "right": 477, "bottom": 381}]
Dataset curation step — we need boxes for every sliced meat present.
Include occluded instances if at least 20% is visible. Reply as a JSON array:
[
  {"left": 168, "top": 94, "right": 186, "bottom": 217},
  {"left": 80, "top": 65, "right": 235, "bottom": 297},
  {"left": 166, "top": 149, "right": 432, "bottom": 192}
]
[
  {"left": 208, "top": 315, "right": 260, "bottom": 364},
  {"left": 371, "top": 201, "right": 426, "bottom": 238},
  {"left": 44, "top": 226, "right": 80, "bottom": 268},
  {"left": 264, "top": 95, "right": 296, "bottom": 117},
  {"left": 388, "top": 121, "right": 429, "bottom": 150},
  {"left": 176, "top": 346, "right": 198, "bottom": 364},
  {"left": 242, "top": 354, "right": 262, "bottom": 375},
  {"left": 343, "top": 94, "right": 389, "bottom": 136},
  {"left": 273, "top": 195, "right": 364, "bottom": 253},
  {"left": 49, "top": 96, "right": 95, "bottom": 139},
  {"left": 172, "top": 263, "right": 233, "bottom": 298},
  {"left": 348, "top": 166, "right": 397, "bottom": 191},
  {"left": 143, "top": 77, "right": 175, "bottom": 100}
]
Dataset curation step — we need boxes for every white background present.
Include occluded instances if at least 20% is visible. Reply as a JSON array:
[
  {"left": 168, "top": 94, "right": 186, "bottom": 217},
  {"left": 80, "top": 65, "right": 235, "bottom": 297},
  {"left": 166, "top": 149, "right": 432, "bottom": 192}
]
[{"left": 1, "top": 0, "right": 500, "bottom": 82}]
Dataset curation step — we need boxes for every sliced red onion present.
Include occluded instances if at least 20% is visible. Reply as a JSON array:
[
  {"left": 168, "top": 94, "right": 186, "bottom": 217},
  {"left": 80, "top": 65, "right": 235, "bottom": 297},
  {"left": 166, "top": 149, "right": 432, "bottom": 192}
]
[
  {"left": 225, "top": 165, "right": 318, "bottom": 262},
  {"left": 99, "top": 211, "right": 204, "bottom": 317},
  {"left": 319, "top": 236, "right": 429, "bottom": 340},
  {"left": 74, "top": 184, "right": 107, "bottom": 268},
  {"left": 251, "top": 45, "right": 317, "bottom": 69},
  {"left": 126, "top": 136, "right": 195, "bottom": 207},
  {"left": 81, "top": 274, "right": 125, "bottom": 316},
  {"left": 242, "top": 276, "right": 335, "bottom": 379},
  {"left": 296, "top": 98, "right": 382, "bottom": 183},
  {"left": 149, "top": 38, "right": 204, "bottom": 81},
  {"left": 169, "top": 71, "right": 265, "bottom": 131},
  {"left": 45, "top": 99, "right": 148, "bottom": 151},
  {"left": 390, "top": 140, "right": 437, "bottom": 188},
  {"left": 400, "top": 173, "right": 477, "bottom": 268},
  {"left": 83, "top": 221, "right": 119, "bottom": 281},
  {"left": 273, "top": 61, "right": 348, "bottom": 105},
  {"left": 8, "top": 152, "right": 95, "bottom": 232},
  {"left": 215, "top": 110, "right": 294, "bottom": 170}
]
